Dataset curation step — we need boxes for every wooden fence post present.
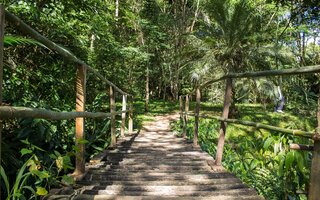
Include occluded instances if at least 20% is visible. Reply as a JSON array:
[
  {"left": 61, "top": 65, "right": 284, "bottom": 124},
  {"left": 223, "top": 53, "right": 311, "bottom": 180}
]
[
  {"left": 0, "top": 6, "right": 4, "bottom": 187},
  {"left": 179, "top": 95, "right": 183, "bottom": 122},
  {"left": 194, "top": 88, "right": 201, "bottom": 146},
  {"left": 308, "top": 95, "right": 320, "bottom": 199},
  {"left": 74, "top": 65, "right": 86, "bottom": 176},
  {"left": 128, "top": 96, "right": 133, "bottom": 134},
  {"left": 182, "top": 95, "right": 189, "bottom": 138},
  {"left": 110, "top": 86, "right": 116, "bottom": 147},
  {"left": 120, "top": 94, "right": 127, "bottom": 137},
  {"left": 215, "top": 78, "right": 233, "bottom": 166}
]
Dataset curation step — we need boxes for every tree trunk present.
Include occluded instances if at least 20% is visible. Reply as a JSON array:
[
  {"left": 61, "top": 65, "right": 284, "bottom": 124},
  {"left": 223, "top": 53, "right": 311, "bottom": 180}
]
[
  {"left": 215, "top": 78, "right": 233, "bottom": 166},
  {"left": 189, "top": 0, "right": 200, "bottom": 32},
  {"left": 115, "top": 0, "right": 119, "bottom": 21}
]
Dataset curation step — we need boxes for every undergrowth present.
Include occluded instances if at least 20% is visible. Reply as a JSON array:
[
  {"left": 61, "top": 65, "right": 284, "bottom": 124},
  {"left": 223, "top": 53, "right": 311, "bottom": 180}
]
[{"left": 171, "top": 103, "right": 315, "bottom": 200}]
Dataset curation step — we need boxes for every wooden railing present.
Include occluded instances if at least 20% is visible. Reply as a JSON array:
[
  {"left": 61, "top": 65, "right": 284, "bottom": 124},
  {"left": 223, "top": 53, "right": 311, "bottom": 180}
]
[
  {"left": 0, "top": 6, "right": 134, "bottom": 179},
  {"left": 180, "top": 64, "right": 320, "bottom": 200}
]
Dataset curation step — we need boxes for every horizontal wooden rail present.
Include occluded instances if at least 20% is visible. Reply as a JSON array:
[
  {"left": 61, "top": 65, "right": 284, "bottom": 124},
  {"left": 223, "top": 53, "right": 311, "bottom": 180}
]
[
  {"left": 0, "top": 106, "right": 128, "bottom": 120},
  {"left": 202, "top": 64, "right": 320, "bottom": 89},
  {"left": 185, "top": 112, "right": 314, "bottom": 138},
  {"left": 4, "top": 11, "right": 129, "bottom": 96}
]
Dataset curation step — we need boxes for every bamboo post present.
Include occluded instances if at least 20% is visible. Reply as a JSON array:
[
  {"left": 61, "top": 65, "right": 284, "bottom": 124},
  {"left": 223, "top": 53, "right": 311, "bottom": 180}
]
[
  {"left": 128, "top": 96, "right": 133, "bottom": 134},
  {"left": 74, "top": 65, "right": 86, "bottom": 176},
  {"left": 120, "top": 94, "right": 127, "bottom": 136},
  {"left": 308, "top": 95, "right": 320, "bottom": 200},
  {"left": 215, "top": 78, "right": 233, "bottom": 166},
  {"left": 182, "top": 95, "right": 189, "bottom": 138},
  {"left": 110, "top": 86, "right": 116, "bottom": 147},
  {"left": 0, "top": 6, "right": 4, "bottom": 190},
  {"left": 194, "top": 88, "right": 201, "bottom": 146}
]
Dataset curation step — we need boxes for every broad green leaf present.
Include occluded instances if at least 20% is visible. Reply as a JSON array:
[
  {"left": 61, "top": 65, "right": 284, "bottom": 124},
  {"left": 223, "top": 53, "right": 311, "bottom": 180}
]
[
  {"left": 27, "top": 159, "right": 39, "bottom": 171},
  {"left": 250, "top": 159, "right": 259, "bottom": 170},
  {"left": 263, "top": 137, "right": 273, "bottom": 150},
  {"left": 36, "top": 187, "right": 48, "bottom": 196},
  {"left": 32, "top": 170, "right": 50, "bottom": 179},
  {"left": 20, "top": 148, "right": 32, "bottom": 156},
  {"left": 62, "top": 156, "right": 74, "bottom": 171}
]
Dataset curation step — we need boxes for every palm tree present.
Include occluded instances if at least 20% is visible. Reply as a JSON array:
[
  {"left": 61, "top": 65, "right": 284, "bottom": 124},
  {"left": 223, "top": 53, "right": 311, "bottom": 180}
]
[{"left": 205, "top": 0, "right": 261, "bottom": 73}]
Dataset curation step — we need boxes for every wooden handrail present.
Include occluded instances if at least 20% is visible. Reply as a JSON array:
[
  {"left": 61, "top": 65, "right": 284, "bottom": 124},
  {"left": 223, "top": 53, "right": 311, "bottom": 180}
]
[
  {"left": 0, "top": 106, "right": 128, "bottom": 120},
  {"left": 184, "top": 112, "right": 314, "bottom": 138},
  {"left": 201, "top": 64, "right": 320, "bottom": 89},
  {"left": 1, "top": 9, "right": 134, "bottom": 182},
  {"left": 4, "top": 11, "right": 130, "bottom": 96}
]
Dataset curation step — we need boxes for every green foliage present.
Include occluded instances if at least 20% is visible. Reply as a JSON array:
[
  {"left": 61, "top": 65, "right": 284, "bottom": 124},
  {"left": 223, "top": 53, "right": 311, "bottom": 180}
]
[
  {"left": 0, "top": 155, "right": 49, "bottom": 200},
  {"left": 2, "top": 0, "right": 319, "bottom": 199},
  {"left": 4, "top": 35, "right": 44, "bottom": 47},
  {"left": 172, "top": 103, "right": 314, "bottom": 199}
]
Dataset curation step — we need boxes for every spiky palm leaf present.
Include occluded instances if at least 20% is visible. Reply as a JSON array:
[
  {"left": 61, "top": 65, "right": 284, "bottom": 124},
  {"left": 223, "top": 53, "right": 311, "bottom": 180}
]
[{"left": 4, "top": 35, "right": 44, "bottom": 47}]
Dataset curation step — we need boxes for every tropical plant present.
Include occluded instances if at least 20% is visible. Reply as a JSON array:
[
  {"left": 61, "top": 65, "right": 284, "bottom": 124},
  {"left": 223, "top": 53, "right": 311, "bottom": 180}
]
[{"left": 0, "top": 155, "right": 49, "bottom": 200}]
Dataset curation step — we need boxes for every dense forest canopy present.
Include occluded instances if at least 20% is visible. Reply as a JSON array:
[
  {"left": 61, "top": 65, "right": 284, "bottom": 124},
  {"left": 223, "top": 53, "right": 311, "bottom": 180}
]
[
  {"left": 1, "top": 0, "right": 320, "bottom": 199},
  {"left": 2, "top": 0, "right": 320, "bottom": 103}
]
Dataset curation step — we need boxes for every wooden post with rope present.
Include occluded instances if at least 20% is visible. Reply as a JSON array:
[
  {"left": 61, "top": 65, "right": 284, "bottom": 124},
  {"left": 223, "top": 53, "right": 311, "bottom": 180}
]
[
  {"left": 182, "top": 95, "right": 189, "bottom": 138},
  {"left": 121, "top": 94, "right": 127, "bottom": 136},
  {"left": 128, "top": 96, "right": 134, "bottom": 134},
  {"left": 74, "top": 65, "right": 86, "bottom": 177},
  {"left": 179, "top": 96, "right": 183, "bottom": 122},
  {"left": 308, "top": 95, "right": 320, "bottom": 200},
  {"left": 194, "top": 88, "right": 201, "bottom": 146},
  {"left": 110, "top": 86, "right": 116, "bottom": 147}
]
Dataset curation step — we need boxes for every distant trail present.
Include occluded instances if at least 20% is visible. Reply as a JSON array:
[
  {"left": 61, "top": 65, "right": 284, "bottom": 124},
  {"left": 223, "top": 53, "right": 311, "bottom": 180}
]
[{"left": 46, "top": 112, "right": 264, "bottom": 200}]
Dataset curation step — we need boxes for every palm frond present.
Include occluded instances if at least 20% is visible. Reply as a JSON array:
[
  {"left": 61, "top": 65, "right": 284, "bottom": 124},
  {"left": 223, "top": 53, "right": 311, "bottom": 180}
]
[{"left": 4, "top": 35, "right": 45, "bottom": 48}]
